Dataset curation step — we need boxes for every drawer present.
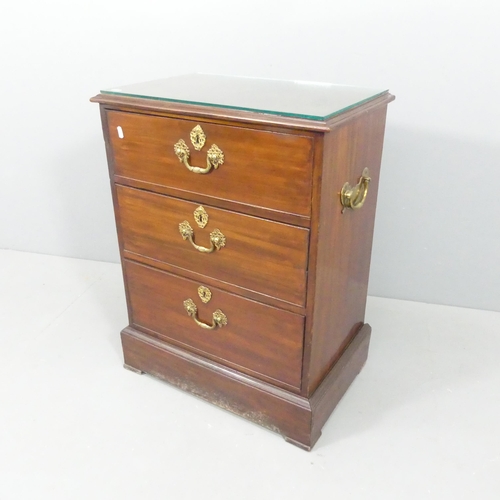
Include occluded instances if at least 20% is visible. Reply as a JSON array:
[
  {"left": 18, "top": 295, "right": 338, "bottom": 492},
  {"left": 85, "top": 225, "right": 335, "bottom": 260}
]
[
  {"left": 124, "top": 260, "right": 305, "bottom": 389},
  {"left": 107, "top": 110, "right": 314, "bottom": 217},
  {"left": 116, "top": 185, "right": 309, "bottom": 306}
]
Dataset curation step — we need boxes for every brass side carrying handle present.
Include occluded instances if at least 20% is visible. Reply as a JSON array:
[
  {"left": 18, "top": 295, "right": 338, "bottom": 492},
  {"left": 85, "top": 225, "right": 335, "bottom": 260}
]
[
  {"left": 179, "top": 221, "right": 226, "bottom": 253},
  {"left": 183, "top": 298, "right": 227, "bottom": 330},
  {"left": 340, "top": 168, "right": 371, "bottom": 212}
]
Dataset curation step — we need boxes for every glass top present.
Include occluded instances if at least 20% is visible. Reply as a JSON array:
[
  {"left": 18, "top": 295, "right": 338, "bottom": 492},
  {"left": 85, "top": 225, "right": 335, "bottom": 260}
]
[{"left": 101, "top": 74, "right": 387, "bottom": 121}]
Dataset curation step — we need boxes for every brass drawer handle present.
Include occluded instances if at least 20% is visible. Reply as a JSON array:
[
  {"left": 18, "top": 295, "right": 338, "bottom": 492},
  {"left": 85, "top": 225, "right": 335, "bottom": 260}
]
[
  {"left": 183, "top": 298, "right": 227, "bottom": 330},
  {"left": 173, "top": 125, "right": 224, "bottom": 174},
  {"left": 340, "top": 168, "right": 371, "bottom": 212},
  {"left": 179, "top": 221, "right": 226, "bottom": 253}
]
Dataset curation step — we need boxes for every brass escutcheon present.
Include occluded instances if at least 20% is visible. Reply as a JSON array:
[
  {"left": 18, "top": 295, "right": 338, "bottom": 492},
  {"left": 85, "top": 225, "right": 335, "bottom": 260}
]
[
  {"left": 193, "top": 206, "right": 209, "bottom": 229},
  {"left": 198, "top": 286, "right": 212, "bottom": 304},
  {"left": 190, "top": 125, "right": 206, "bottom": 151}
]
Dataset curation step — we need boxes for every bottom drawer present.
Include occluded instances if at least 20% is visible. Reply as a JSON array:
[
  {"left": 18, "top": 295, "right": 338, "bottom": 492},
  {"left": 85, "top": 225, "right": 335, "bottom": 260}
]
[{"left": 124, "top": 260, "right": 305, "bottom": 390}]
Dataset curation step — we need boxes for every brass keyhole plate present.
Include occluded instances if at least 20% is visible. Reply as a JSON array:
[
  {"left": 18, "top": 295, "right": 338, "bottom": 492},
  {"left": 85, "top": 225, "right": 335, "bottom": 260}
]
[
  {"left": 190, "top": 125, "right": 206, "bottom": 151},
  {"left": 193, "top": 206, "right": 209, "bottom": 228},
  {"left": 198, "top": 286, "right": 212, "bottom": 303}
]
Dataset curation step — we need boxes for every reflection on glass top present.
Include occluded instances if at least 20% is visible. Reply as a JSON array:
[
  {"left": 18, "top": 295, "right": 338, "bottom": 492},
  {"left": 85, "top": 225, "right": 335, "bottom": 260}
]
[{"left": 101, "top": 74, "right": 387, "bottom": 121}]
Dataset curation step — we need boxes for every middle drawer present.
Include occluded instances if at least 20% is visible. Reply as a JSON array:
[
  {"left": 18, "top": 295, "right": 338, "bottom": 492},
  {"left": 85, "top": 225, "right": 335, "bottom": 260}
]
[{"left": 116, "top": 185, "right": 309, "bottom": 306}]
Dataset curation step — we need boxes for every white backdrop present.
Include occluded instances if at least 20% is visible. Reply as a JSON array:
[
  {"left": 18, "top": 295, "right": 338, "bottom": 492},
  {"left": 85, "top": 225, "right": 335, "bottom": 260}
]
[{"left": 1, "top": 0, "right": 499, "bottom": 311}]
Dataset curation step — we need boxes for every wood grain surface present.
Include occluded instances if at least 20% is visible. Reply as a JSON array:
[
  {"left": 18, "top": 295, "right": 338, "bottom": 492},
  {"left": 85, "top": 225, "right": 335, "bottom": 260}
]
[
  {"left": 124, "top": 260, "right": 305, "bottom": 389},
  {"left": 305, "top": 102, "right": 392, "bottom": 393},
  {"left": 116, "top": 185, "right": 309, "bottom": 306},
  {"left": 107, "top": 110, "right": 314, "bottom": 217}
]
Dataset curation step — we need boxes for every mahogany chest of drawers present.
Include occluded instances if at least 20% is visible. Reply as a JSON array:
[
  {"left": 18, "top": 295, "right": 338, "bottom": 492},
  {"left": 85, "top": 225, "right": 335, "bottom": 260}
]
[{"left": 92, "top": 75, "right": 394, "bottom": 450}]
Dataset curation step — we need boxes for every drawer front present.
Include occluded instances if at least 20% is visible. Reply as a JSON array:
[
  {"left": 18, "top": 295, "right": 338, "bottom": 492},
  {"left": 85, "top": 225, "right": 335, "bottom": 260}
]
[
  {"left": 107, "top": 111, "right": 314, "bottom": 217},
  {"left": 117, "top": 185, "right": 309, "bottom": 306},
  {"left": 124, "top": 260, "right": 305, "bottom": 389}
]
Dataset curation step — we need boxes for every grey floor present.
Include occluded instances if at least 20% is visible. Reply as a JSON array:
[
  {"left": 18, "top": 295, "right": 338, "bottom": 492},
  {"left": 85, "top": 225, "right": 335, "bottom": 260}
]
[{"left": 1, "top": 249, "right": 499, "bottom": 499}]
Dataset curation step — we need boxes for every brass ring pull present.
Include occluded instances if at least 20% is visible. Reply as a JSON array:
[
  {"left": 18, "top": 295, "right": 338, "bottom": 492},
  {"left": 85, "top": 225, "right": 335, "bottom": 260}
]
[
  {"left": 173, "top": 139, "right": 224, "bottom": 174},
  {"left": 179, "top": 221, "right": 226, "bottom": 253},
  {"left": 340, "top": 168, "right": 371, "bottom": 213},
  {"left": 183, "top": 298, "right": 228, "bottom": 330}
]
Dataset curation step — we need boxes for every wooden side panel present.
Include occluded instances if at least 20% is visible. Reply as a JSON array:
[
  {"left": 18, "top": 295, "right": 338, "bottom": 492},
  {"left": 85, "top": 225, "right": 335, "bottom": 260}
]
[
  {"left": 116, "top": 185, "right": 309, "bottom": 306},
  {"left": 97, "top": 104, "right": 135, "bottom": 327},
  {"left": 107, "top": 111, "right": 314, "bottom": 217},
  {"left": 310, "top": 324, "right": 371, "bottom": 439},
  {"left": 307, "top": 104, "right": 390, "bottom": 393},
  {"left": 124, "top": 260, "right": 305, "bottom": 390}
]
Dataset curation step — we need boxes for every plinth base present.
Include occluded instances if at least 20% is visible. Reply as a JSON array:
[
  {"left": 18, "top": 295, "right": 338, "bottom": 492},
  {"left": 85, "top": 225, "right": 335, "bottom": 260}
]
[{"left": 121, "top": 323, "right": 371, "bottom": 450}]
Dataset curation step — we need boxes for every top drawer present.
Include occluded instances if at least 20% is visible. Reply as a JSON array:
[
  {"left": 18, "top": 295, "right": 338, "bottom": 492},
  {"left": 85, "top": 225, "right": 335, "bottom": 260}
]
[{"left": 106, "top": 111, "right": 314, "bottom": 217}]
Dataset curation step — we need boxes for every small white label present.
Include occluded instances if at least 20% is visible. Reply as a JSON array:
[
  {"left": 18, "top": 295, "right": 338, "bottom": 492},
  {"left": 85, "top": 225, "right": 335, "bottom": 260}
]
[{"left": 117, "top": 126, "right": 124, "bottom": 139}]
